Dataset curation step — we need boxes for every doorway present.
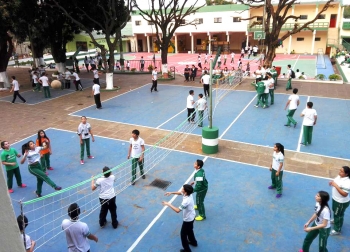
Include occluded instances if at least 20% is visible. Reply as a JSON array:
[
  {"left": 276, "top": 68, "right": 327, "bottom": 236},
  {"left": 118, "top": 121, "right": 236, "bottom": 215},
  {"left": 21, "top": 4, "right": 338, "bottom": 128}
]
[
  {"left": 329, "top": 14, "right": 337, "bottom": 28},
  {"left": 137, "top": 39, "right": 143, "bottom": 52}
]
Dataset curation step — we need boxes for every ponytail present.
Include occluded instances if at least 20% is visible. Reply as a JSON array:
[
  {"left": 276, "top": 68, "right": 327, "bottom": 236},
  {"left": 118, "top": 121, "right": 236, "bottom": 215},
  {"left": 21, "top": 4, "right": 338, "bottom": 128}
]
[
  {"left": 275, "top": 143, "right": 284, "bottom": 156},
  {"left": 343, "top": 166, "right": 350, "bottom": 178}
]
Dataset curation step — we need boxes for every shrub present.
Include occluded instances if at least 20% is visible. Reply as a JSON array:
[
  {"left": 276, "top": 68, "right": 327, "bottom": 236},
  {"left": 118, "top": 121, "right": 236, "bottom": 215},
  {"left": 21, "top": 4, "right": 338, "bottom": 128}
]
[
  {"left": 299, "top": 76, "right": 305, "bottom": 80},
  {"left": 328, "top": 74, "right": 342, "bottom": 81},
  {"left": 131, "top": 68, "right": 136, "bottom": 72},
  {"left": 147, "top": 65, "right": 154, "bottom": 72},
  {"left": 315, "top": 74, "right": 325, "bottom": 80}
]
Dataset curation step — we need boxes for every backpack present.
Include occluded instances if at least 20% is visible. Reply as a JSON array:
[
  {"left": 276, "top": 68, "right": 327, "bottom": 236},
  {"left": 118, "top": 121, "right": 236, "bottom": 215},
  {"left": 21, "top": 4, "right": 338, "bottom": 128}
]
[{"left": 291, "top": 70, "right": 296, "bottom": 78}]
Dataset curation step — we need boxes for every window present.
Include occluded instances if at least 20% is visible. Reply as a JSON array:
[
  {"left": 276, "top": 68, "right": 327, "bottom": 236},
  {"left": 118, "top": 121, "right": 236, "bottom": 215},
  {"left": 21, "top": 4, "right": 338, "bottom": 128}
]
[
  {"left": 257, "top": 16, "right": 263, "bottom": 21},
  {"left": 196, "top": 39, "right": 202, "bottom": 45},
  {"left": 76, "top": 41, "right": 88, "bottom": 52},
  {"left": 318, "top": 14, "right": 326, "bottom": 19},
  {"left": 315, "top": 37, "right": 321, "bottom": 41},
  {"left": 233, "top": 17, "right": 241, "bottom": 22},
  {"left": 181, "top": 19, "right": 186, "bottom": 24},
  {"left": 148, "top": 21, "right": 153, "bottom": 25},
  {"left": 300, "top": 15, "right": 308, "bottom": 20},
  {"left": 135, "top": 21, "right": 141, "bottom": 26},
  {"left": 214, "top": 17, "right": 222, "bottom": 23},
  {"left": 195, "top": 18, "right": 203, "bottom": 24},
  {"left": 296, "top": 37, "right": 304, "bottom": 41}
]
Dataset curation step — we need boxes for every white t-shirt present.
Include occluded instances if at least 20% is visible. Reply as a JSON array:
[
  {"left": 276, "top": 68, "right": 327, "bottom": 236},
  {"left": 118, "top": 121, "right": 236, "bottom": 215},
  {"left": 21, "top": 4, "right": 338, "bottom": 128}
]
[
  {"left": 332, "top": 175, "right": 350, "bottom": 203},
  {"left": 32, "top": 74, "right": 38, "bottom": 83},
  {"left": 261, "top": 67, "right": 266, "bottom": 78},
  {"left": 27, "top": 147, "right": 43, "bottom": 164},
  {"left": 268, "top": 78, "right": 275, "bottom": 89},
  {"left": 272, "top": 151, "right": 284, "bottom": 171},
  {"left": 302, "top": 108, "right": 317, "bottom": 126},
  {"left": 187, "top": 95, "right": 194, "bottom": 109},
  {"left": 218, "top": 56, "right": 221, "bottom": 62},
  {"left": 295, "top": 72, "right": 301, "bottom": 79},
  {"left": 92, "top": 84, "right": 100, "bottom": 95},
  {"left": 152, "top": 70, "right": 157, "bottom": 80},
  {"left": 93, "top": 70, "right": 99, "bottom": 79},
  {"left": 201, "top": 75, "right": 210, "bottom": 84},
  {"left": 314, "top": 202, "right": 331, "bottom": 228},
  {"left": 12, "top": 80, "right": 20, "bottom": 91},
  {"left": 255, "top": 69, "right": 261, "bottom": 78},
  {"left": 231, "top": 52, "right": 235, "bottom": 58},
  {"left": 65, "top": 71, "right": 71, "bottom": 80},
  {"left": 288, "top": 94, "right": 299, "bottom": 110},
  {"left": 62, "top": 219, "right": 91, "bottom": 252},
  {"left": 287, "top": 69, "right": 292, "bottom": 78},
  {"left": 179, "top": 194, "right": 195, "bottom": 222},
  {"left": 21, "top": 233, "right": 32, "bottom": 250},
  {"left": 197, "top": 98, "right": 207, "bottom": 111},
  {"left": 253, "top": 46, "right": 258, "bottom": 53},
  {"left": 129, "top": 137, "right": 144, "bottom": 158},
  {"left": 263, "top": 81, "right": 269, "bottom": 94},
  {"left": 95, "top": 175, "right": 116, "bottom": 199},
  {"left": 39, "top": 76, "right": 49, "bottom": 87},
  {"left": 77, "top": 122, "right": 92, "bottom": 140},
  {"left": 72, "top": 72, "right": 80, "bottom": 81}
]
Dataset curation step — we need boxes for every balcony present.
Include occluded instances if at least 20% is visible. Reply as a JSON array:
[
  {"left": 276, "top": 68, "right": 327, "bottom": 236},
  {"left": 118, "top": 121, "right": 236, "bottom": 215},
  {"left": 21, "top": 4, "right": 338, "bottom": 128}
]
[
  {"left": 343, "top": 22, "right": 350, "bottom": 30},
  {"left": 247, "top": 22, "right": 329, "bottom": 32}
]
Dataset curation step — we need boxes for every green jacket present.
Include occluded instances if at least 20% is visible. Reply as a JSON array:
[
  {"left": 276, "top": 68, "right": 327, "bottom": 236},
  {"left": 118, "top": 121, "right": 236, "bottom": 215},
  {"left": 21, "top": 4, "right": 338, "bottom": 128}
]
[
  {"left": 256, "top": 81, "right": 265, "bottom": 94},
  {"left": 194, "top": 168, "right": 208, "bottom": 192}
]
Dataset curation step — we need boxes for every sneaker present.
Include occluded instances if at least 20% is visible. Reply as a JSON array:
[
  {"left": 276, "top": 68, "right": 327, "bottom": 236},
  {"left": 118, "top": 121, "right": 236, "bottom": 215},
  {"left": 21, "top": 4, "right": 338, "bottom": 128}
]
[
  {"left": 188, "top": 240, "right": 198, "bottom": 247},
  {"left": 195, "top": 216, "right": 205, "bottom": 221},
  {"left": 276, "top": 194, "right": 282, "bottom": 198},
  {"left": 19, "top": 184, "right": 27, "bottom": 188},
  {"left": 48, "top": 167, "right": 54, "bottom": 170},
  {"left": 300, "top": 143, "right": 306, "bottom": 146},
  {"left": 55, "top": 186, "right": 62, "bottom": 191},
  {"left": 194, "top": 205, "right": 198, "bottom": 210},
  {"left": 88, "top": 156, "right": 94, "bottom": 159},
  {"left": 100, "top": 221, "right": 107, "bottom": 228},
  {"left": 254, "top": 105, "right": 258, "bottom": 108},
  {"left": 80, "top": 160, "right": 84, "bottom": 165},
  {"left": 268, "top": 186, "right": 275, "bottom": 189},
  {"left": 35, "top": 191, "right": 42, "bottom": 198},
  {"left": 8, "top": 189, "right": 14, "bottom": 193},
  {"left": 142, "top": 175, "right": 146, "bottom": 179},
  {"left": 330, "top": 219, "right": 334, "bottom": 224},
  {"left": 294, "top": 122, "right": 297, "bottom": 128},
  {"left": 284, "top": 124, "right": 291, "bottom": 127},
  {"left": 330, "top": 230, "right": 341, "bottom": 236},
  {"left": 131, "top": 181, "right": 135, "bottom": 185},
  {"left": 263, "top": 105, "right": 266, "bottom": 109},
  {"left": 299, "top": 250, "right": 304, "bottom": 252}
]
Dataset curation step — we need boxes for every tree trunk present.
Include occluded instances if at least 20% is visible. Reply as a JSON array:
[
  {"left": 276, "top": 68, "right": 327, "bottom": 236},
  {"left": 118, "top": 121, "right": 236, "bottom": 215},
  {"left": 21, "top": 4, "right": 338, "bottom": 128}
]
[
  {"left": 161, "top": 40, "right": 169, "bottom": 75},
  {"left": 0, "top": 34, "right": 14, "bottom": 88},
  {"left": 264, "top": 45, "right": 277, "bottom": 67}
]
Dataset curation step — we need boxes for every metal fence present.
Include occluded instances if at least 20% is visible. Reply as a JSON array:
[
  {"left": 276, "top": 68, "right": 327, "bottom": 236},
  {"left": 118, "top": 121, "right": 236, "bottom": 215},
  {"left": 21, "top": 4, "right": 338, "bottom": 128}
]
[{"left": 116, "top": 59, "right": 162, "bottom": 72}]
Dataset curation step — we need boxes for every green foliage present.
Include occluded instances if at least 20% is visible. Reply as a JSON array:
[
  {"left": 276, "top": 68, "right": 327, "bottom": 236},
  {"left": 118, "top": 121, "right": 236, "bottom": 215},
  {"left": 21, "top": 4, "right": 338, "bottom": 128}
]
[
  {"left": 148, "top": 65, "right": 154, "bottom": 71},
  {"left": 131, "top": 68, "right": 136, "bottom": 72},
  {"left": 344, "top": 6, "right": 350, "bottom": 18},
  {"left": 315, "top": 74, "right": 325, "bottom": 80},
  {"left": 290, "top": 50, "right": 295, "bottom": 54},
  {"left": 299, "top": 76, "right": 305, "bottom": 80},
  {"left": 328, "top": 74, "right": 341, "bottom": 81},
  {"left": 206, "top": 0, "right": 233, "bottom": 5}
]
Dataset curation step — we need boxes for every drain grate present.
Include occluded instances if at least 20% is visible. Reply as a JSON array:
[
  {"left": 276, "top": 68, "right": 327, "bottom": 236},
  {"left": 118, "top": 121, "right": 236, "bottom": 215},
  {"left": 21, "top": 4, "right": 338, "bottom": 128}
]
[{"left": 149, "top": 179, "right": 172, "bottom": 190}]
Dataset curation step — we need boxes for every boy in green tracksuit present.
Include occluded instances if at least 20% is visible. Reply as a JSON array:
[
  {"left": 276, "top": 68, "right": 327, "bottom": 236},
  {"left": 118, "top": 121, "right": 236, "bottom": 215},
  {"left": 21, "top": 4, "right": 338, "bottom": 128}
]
[
  {"left": 270, "top": 66, "right": 278, "bottom": 87},
  {"left": 254, "top": 77, "right": 266, "bottom": 108},
  {"left": 191, "top": 159, "right": 208, "bottom": 221}
]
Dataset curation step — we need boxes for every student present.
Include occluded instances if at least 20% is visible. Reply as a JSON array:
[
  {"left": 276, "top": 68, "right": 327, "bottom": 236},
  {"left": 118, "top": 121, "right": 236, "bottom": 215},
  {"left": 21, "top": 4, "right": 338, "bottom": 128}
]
[
  {"left": 254, "top": 66, "right": 262, "bottom": 83},
  {"left": 36, "top": 130, "right": 53, "bottom": 174},
  {"left": 263, "top": 78, "right": 270, "bottom": 106},
  {"left": 197, "top": 57, "right": 202, "bottom": 70},
  {"left": 286, "top": 64, "right": 293, "bottom": 90},
  {"left": 187, "top": 90, "right": 195, "bottom": 123},
  {"left": 247, "top": 47, "right": 252, "bottom": 59},
  {"left": 127, "top": 129, "right": 145, "bottom": 185},
  {"left": 237, "top": 58, "right": 242, "bottom": 69},
  {"left": 196, "top": 94, "right": 207, "bottom": 127},
  {"left": 329, "top": 166, "right": 350, "bottom": 236},
  {"left": 20, "top": 140, "right": 61, "bottom": 197},
  {"left": 299, "top": 191, "right": 331, "bottom": 252},
  {"left": 295, "top": 69, "right": 301, "bottom": 79},
  {"left": 151, "top": 67, "right": 158, "bottom": 92},
  {"left": 89, "top": 56, "right": 95, "bottom": 69},
  {"left": 190, "top": 65, "right": 197, "bottom": 82},
  {"left": 191, "top": 160, "right": 208, "bottom": 220},
  {"left": 163, "top": 184, "right": 197, "bottom": 252},
  {"left": 184, "top": 65, "right": 190, "bottom": 82},
  {"left": 32, "top": 71, "right": 41, "bottom": 92},
  {"left": 17, "top": 215, "right": 36, "bottom": 252},
  {"left": 201, "top": 71, "right": 210, "bottom": 97},
  {"left": 92, "top": 79, "right": 102, "bottom": 109},
  {"left": 72, "top": 71, "right": 83, "bottom": 91},
  {"left": 62, "top": 203, "right": 98, "bottom": 251},
  {"left": 91, "top": 167, "right": 119, "bottom": 229},
  {"left": 270, "top": 66, "right": 278, "bottom": 87},
  {"left": 254, "top": 77, "right": 266, "bottom": 108},
  {"left": 84, "top": 56, "right": 90, "bottom": 72},
  {"left": 268, "top": 143, "right": 284, "bottom": 198},
  {"left": 204, "top": 53, "right": 208, "bottom": 64},
  {"left": 39, "top": 73, "right": 51, "bottom": 98},
  {"left": 126, "top": 60, "right": 130, "bottom": 71},
  {"left": 267, "top": 73, "right": 275, "bottom": 105},
  {"left": 64, "top": 68, "right": 71, "bottom": 89},
  {"left": 217, "top": 55, "right": 222, "bottom": 68},
  {"left": 1, "top": 141, "right": 26, "bottom": 193},
  {"left": 140, "top": 56, "right": 145, "bottom": 71},
  {"left": 284, "top": 88, "right": 300, "bottom": 127},
  {"left": 223, "top": 54, "right": 227, "bottom": 65},
  {"left": 10, "top": 76, "right": 26, "bottom": 104},
  {"left": 230, "top": 51, "right": 235, "bottom": 64},
  {"left": 77, "top": 116, "right": 95, "bottom": 164},
  {"left": 92, "top": 67, "right": 100, "bottom": 85},
  {"left": 240, "top": 48, "right": 245, "bottom": 58},
  {"left": 253, "top": 45, "right": 258, "bottom": 56},
  {"left": 301, "top": 72, "right": 307, "bottom": 79},
  {"left": 300, "top": 102, "right": 317, "bottom": 146}
]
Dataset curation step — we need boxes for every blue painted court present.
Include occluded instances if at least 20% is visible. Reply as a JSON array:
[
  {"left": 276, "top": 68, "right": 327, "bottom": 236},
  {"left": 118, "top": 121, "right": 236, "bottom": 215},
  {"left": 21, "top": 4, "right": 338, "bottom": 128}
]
[
  {"left": 0, "top": 78, "right": 95, "bottom": 105},
  {"left": 71, "top": 84, "right": 350, "bottom": 160},
  {"left": 6, "top": 129, "right": 350, "bottom": 252}
]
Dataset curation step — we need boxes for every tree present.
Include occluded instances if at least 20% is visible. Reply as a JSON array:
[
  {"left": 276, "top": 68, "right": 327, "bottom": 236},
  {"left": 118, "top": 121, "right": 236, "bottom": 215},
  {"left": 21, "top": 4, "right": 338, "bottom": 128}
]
[
  {"left": 44, "top": 0, "right": 132, "bottom": 89},
  {"left": 206, "top": 0, "right": 235, "bottom": 5},
  {"left": 238, "top": 0, "right": 334, "bottom": 66},
  {"left": 0, "top": 1, "right": 20, "bottom": 87},
  {"left": 133, "top": 0, "right": 205, "bottom": 76}
]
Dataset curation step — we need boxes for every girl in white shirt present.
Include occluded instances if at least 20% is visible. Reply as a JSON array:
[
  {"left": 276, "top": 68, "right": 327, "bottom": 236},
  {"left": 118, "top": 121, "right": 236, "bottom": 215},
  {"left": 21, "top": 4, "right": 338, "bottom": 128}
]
[
  {"left": 300, "top": 191, "right": 331, "bottom": 252},
  {"left": 268, "top": 143, "right": 284, "bottom": 198}
]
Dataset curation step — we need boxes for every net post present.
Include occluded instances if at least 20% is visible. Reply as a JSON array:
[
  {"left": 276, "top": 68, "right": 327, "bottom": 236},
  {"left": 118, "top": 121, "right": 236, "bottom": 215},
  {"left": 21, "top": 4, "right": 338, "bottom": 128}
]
[{"left": 20, "top": 200, "right": 26, "bottom": 250}]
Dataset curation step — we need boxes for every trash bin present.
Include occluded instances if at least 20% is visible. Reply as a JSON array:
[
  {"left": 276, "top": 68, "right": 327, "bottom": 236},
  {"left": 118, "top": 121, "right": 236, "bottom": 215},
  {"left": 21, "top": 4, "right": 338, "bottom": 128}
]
[{"left": 275, "top": 66, "right": 282, "bottom": 76}]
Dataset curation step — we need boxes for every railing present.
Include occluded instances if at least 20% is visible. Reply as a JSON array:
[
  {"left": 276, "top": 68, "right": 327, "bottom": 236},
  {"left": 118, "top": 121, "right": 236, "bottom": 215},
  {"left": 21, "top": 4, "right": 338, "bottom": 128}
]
[
  {"left": 248, "top": 22, "right": 329, "bottom": 32},
  {"left": 114, "top": 59, "right": 162, "bottom": 72}
]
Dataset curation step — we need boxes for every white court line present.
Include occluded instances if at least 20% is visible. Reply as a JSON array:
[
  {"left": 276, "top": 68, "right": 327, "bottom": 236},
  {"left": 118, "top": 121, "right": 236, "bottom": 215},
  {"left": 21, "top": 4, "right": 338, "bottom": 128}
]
[
  {"left": 126, "top": 155, "right": 209, "bottom": 252},
  {"left": 219, "top": 94, "right": 257, "bottom": 139},
  {"left": 156, "top": 108, "right": 187, "bottom": 128},
  {"left": 296, "top": 96, "right": 310, "bottom": 152},
  {"left": 292, "top": 55, "right": 300, "bottom": 70}
]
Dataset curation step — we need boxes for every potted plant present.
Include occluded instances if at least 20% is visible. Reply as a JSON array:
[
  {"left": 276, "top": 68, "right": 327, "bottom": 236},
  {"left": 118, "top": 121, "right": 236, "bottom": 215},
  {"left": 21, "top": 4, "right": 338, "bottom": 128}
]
[
  {"left": 147, "top": 65, "right": 154, "bottom": 72},
  {"left": 131, "top": 68, "right": 136, "bottom": 72},
  {"left": 315, "top": 74, "right": 325, "bottom": 81},
  {"left": 328, "top": 74, "right": 341, "bottom": 81}
]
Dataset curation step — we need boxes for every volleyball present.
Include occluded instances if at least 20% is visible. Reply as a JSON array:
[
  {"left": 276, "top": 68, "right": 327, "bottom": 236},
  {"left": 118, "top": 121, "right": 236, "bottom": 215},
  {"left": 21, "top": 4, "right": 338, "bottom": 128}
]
[{"left": 51, "top": 80, "right": 62, "bottom": 89}]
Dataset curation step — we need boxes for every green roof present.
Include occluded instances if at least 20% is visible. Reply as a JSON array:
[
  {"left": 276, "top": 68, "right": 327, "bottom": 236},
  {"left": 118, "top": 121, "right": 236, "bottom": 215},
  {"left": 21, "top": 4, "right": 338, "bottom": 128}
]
[{"left": 131, "top": 4, "right": 249, "bottom": 16}]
